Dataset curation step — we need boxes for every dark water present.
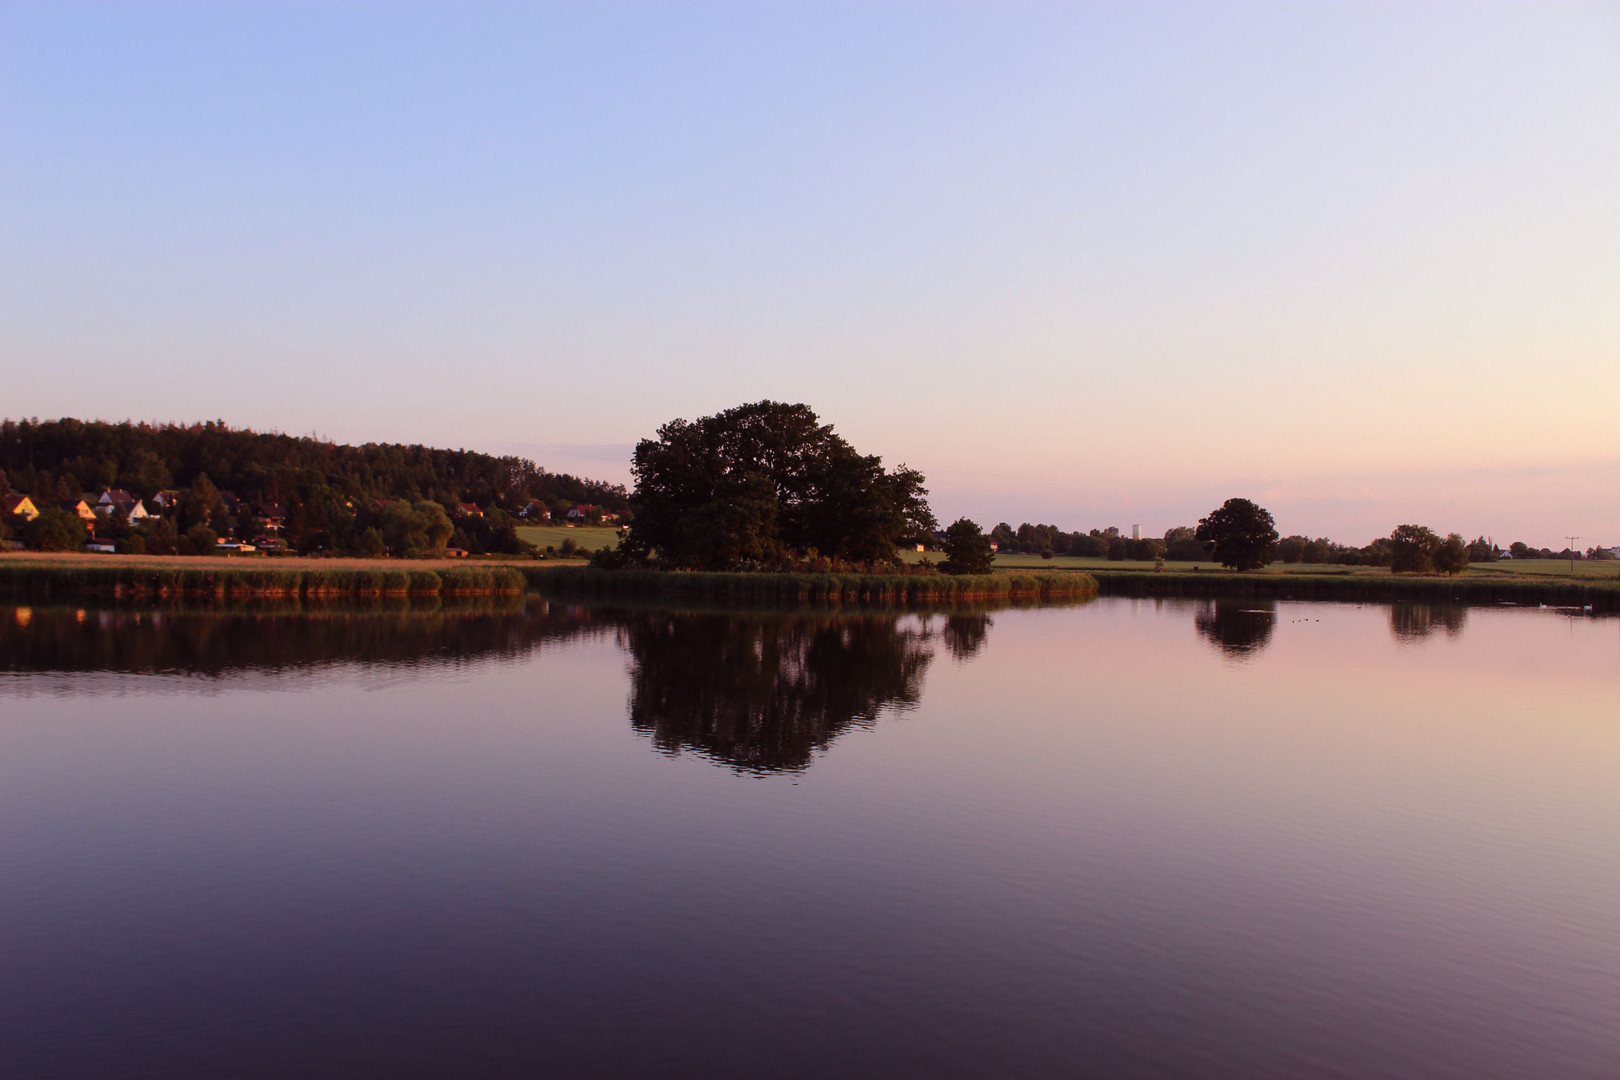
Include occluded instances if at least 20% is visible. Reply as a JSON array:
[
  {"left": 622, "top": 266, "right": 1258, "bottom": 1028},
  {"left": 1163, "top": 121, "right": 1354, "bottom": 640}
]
[{"left": 1, "top": 598, "right": 1616, "bottom": 1079}]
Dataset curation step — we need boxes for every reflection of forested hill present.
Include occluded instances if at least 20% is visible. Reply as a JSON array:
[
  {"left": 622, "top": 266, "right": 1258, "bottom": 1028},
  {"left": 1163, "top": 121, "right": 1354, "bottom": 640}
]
[
  {"left": 0, "top": 600, "right": 607, "bottom": 677},
  {"left": 624, "top": 613, "right": 944, "bottom": 773}
]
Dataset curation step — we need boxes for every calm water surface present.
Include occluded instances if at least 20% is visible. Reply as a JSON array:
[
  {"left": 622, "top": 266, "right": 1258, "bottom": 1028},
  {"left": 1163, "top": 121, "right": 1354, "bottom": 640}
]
[{"left": 1, "top": 598, "right": 1616, "bottom": 1079}]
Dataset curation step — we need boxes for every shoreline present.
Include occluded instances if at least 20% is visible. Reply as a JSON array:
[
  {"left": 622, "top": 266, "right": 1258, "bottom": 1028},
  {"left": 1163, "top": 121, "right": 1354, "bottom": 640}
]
[{"left": 2, "top": 553, "right": 1616, "bottom": 611}]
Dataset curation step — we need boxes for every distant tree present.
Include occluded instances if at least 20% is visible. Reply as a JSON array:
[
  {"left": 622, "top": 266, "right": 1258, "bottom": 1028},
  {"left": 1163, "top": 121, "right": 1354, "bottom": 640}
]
[
  {"left": 182, "top": 522, "right": 218, "bottom": 556},
  {"left": 1195, "top": 498, "right": 1279, "bottom": 571},
  {"left": 1466, "top": 536, "right": 1496, "bottom": 563},
  {"left": 1276, "top": 535, "right": 1308, "bottom": 563},
  {"left": 1162, "top": 526, "right": 1207, "bottom": 562},
  {"left": 23, "top": 507, "right": 88, "bottom": 551},
  {"left": 355, "top": 527, "right": 385, "bottom": 557},
  {"left": 940, "top": 517, "right": 995, "bottom": 575},
  {"left": 1106, "top": 537, "right": 1128, "bottom": 561},
  {"left": 1302, "top": 538, "right": 1332, "bottom": 564},
  {"left": 1389, "top": 524, "right": 1441, "bottom": 573},
  {"left": 144, "top": 518, "right": 179, "bottom": 556},
  {"left": 1435, "top": 533, "right": 1469, "bottom": 576},
  {"left": 381, "top": 501, "right": 453, "bottom": 558},
  {"left": 178, "top": 472, "right": 227, "bottom": 532}
]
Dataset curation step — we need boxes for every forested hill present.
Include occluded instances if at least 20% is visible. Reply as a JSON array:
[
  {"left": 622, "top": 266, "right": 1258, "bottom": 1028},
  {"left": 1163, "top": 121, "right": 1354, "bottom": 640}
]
[{"left": 0, "top": 418, "right": 628, "bottom": 514}]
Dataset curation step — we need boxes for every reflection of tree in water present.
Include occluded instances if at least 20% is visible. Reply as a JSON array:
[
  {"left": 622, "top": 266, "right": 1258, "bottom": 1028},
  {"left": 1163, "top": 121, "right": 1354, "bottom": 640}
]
[
  {"left": 1194, "top": 599, "right": 1276, "bottom": 658},
  {"left": 626, "top": 613, "right": 936, "bottom": 773},
  {"left": 942, "top": 613, "right": 992, "bottom": 660},
  {"left": 1389, "top": 603, "right": 1467, "bottom": 643},
  {"left": 0, "top": 599, "right": 604, "bottom": 678}
]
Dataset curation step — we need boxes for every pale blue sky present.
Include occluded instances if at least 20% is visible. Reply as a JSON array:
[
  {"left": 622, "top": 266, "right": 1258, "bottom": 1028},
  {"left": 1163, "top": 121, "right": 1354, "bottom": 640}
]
[{"left": 4, "top": 2, "right": 1617, "bottom": 544}]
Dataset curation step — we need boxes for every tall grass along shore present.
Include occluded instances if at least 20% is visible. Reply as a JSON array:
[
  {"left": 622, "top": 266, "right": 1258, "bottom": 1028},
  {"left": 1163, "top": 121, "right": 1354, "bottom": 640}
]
[
  {"left": 0, "top": 561, "right": 526, "bottom": 601},
  {"left": 6, "top": 558, "right": 1615, "bottom": 611},
  {"left": 527, "top": 567, "right": 1099, "bottom": 603}
]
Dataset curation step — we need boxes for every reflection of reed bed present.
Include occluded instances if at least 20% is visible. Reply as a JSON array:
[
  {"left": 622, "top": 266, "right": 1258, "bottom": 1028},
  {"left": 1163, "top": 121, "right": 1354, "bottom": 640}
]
[
  {"left": 1096, "top": 570, "right": 1620, "bottom": 611},
  {"left": 0, "top": 597, "right": 598, "bottom": 676},
  {"left": 526, "top": 567, "right": 1099, "bottom": 603},
  {"left": 2, "top": 592, "right": 528, "bottom": 618},
  {"left": 0, "top": 562, "right": 527, "bottom": 601}
]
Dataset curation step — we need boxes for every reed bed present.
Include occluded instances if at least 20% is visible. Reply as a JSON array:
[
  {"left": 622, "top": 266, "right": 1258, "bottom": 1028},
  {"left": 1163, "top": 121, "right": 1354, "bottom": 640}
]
[
  {"left": 1096, "top": 570, "right": 1620, "bottom": 611},
  {"left": 526, "top": 567, "right": 1098, "bottom": 603},
  {"left": 0, "top": 561, "right": 526, "bottom": 601}
]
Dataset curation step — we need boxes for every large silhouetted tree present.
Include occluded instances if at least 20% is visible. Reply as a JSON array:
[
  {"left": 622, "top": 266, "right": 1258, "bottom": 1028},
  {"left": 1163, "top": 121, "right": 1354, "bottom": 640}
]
[
  {"left": 1195, "top": 498, "right": 1279, "bottom": 571},
  {"left": 620, "top": 401, "right": 935, "bottom": 570},
  {"left": 940, "top": 517, "right": 995, "bottom": 574},
  {"left": 1389, "top": 524, "right": 1441, "bottom": 574}
]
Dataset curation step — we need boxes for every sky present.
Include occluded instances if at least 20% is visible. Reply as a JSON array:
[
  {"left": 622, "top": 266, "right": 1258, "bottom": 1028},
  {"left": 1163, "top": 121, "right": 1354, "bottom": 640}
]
[{"left": 3, "top": 2, "right": 1617, "bottom": 547}]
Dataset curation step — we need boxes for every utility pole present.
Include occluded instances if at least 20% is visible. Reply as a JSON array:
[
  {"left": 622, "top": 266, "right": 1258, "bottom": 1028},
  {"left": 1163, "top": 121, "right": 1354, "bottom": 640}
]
[{"left": 1566, "top": 536, "right": 1579, "bottom": 575}]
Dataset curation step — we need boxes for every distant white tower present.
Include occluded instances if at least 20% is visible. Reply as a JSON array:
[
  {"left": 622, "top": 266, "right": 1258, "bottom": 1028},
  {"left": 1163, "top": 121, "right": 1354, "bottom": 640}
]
[{"left": 1131, "top": 524, "right": 1142, "bottom": 541}]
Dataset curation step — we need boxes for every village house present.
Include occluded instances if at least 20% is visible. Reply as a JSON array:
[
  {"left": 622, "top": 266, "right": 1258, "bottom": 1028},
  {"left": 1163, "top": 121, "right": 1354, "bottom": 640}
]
[
  {"left": 3, "top": 495, "right": 39, "bottom": 522},
  {"left": 518, "top": 501, "right": 549, "bottom": 521},
  {"left": 458, "top": 502, "right": 483, "bottom": 518},
  {"left": 566, "top": 504, "right": 618, "bottom": 523},
  {"left": 58, "top": 499, "right": 98, "bottom": 525},
  {"left": 257, "top": 504, "right": 286, "bottom": 531},
  {"left": 95, "top": 489, "right": 150, "bottom": 522}
]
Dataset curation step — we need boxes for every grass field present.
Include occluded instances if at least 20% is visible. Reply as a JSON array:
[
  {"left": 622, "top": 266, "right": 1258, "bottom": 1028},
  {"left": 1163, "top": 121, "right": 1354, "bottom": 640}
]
[
  {"left": 901, "top": 549, "right": 1620, "bottom": 579},
  {"left": 1466, "top": 559, "right": 1620, "bottom": 579},
  {"left": 515, "top": 525, "right": 620, "bottom": 552}
]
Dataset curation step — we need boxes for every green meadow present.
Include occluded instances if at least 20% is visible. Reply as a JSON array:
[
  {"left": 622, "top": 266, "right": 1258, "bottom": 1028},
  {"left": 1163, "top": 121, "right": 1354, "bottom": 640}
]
[
  {"left": 1466, "top": 558, "right": 1620, "bottom": 579},
  {"left": 514, "top": 525, "right": 621, "bottom": 552},
  {"left": 899, "top": 550, "right": 1620, "bottom": 580}
]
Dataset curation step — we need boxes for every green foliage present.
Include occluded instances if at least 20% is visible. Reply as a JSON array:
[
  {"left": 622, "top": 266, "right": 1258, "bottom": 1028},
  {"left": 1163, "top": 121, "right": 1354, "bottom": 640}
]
[
  {"left": 940, "top": 518, "right": 995, "bottom": 575},
  {"left": 620, "top": 401, "right": 936, "bottom": 570},
  {"left": 355, "top": 527, "right": 385, "bottom": 557},
  {"left": 1195, "top": 498, "right": 1279, "bottom": 571},
  {"left": 24, "top": 507, "right": 89, "bottom": 551},
  {"left": 1435, "top": 532, "right": 1469, "bottom": 576},
  {"left": 381, "top": 501, "right": 453, "bottom": 558},
  {"left": 143, "top": 518, "right": 179, "bottom": 556},
  {"left": 183, "top": 523, "right": 218, "bottom": 556},
  {"left": 178, "top": 472, "right": 227, "bottom": 532},
  {"left": 1389, "top": 524, "right": 1441, "bottom": 574}
]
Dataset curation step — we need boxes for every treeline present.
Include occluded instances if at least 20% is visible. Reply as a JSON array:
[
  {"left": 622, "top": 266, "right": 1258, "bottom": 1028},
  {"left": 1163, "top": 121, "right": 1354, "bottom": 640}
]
[
  {"left": 987, "top": 521, "right": 1612, "bottom": 567},
  {"left": 0, "top": 418, "right": 628, "bottom": 555},
  {"left": 987, "top": 522, "right": 1204, "bottom": 560}
]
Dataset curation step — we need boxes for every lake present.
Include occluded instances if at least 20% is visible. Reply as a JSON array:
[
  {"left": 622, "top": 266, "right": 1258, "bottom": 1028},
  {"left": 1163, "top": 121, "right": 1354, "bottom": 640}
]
[{"left": 1, "top": 597, "right": 1616, "bottom": 1079}]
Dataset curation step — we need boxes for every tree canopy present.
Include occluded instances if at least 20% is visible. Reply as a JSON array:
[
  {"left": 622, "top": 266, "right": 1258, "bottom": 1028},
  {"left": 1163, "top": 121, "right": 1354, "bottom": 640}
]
[
  {"left": 940, "top": 518, "right": 995, "bottom": 575},
  {"left": 1389, "top": 524, "right": 1441, "bottom": 573},
  {"left": 620, "top": 402, "right": 936, "bottom": 570},
  {"left": 1195, "top": 498, "right": 1279, "bottom": 571}
]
